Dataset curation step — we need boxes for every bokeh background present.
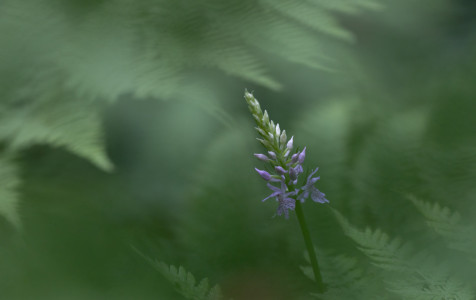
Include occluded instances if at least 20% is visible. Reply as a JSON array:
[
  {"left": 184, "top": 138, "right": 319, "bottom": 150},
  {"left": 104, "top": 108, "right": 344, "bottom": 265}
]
[{"left": 1, "top": 0, "right": 476, "bottom": 299}]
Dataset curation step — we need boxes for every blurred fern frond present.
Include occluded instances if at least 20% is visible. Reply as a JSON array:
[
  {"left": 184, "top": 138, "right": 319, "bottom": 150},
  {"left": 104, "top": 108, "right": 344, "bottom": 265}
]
[
  {"left": 0, "top": 156, "right": 21, "bottom": 228},
  {"left": 333, "top": 208, "right": 475, "bottom": 299},
  {"left": 134, "top": 247, "right": 227, "bottom": 299},
  {"left": 410, "top": 196, "right": 476, "bottom": 263},
  {"left": 0, "top": 69, "right": 113, "bottom": 172},
  {"left": 138, "top": 253, "right": 226, "bottom": 300},
  {"left": 0, "top": 0, "right": 381, "bottom": 227},
  {"left": 0, "top": 0, "right": 382, "bottom": 169},
  {"left": 303, "top": 251, "right": 390, "bottom": 299},
  {"left": 154, "top": 262, "right": 226, "bottom": 300},
  {"left": 1, "top": 0, "right": 381, "bottom": 101}
]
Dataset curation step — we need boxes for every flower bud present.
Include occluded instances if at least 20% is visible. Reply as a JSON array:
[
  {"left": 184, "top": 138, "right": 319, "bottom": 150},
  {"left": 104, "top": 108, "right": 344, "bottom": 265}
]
[
  {"left": 256, "top": 127, "right": 267, "bottom": 137},
  {"left": 268, "top": 132, "right": 274, "bottom": 140},
  {"left": 289, "top": 167, "right": 298, "bottom": 180},
  {"left": 275, "top": 166, "right": 286, "bottom": 175},
  {"left": 262, "top": 110, "right": 269, "bottom": 124},
  {"left": 254, "top": 153, "right": 269, "bottom": 161},
  {"left": 290, "top": 153, "right": 299, "bottom": 164},
  {"left": 257, "top": 138, "right": 270, "bottom": 148},
  {"left": 280, "top": 130, "right": 287, "bottom": 147},
  {"left": 244, "top": 90, "right": 253, "bottom": 99},
  {"left": 286, "top": 136, "right": 294, "bottom": 150},
  {"left": 284, "top": 149, "right": 290, "bottom": 158},
  {"left": 255, "top": 168, "right": 272, "bottom": 181},
  {"left": 275, "top": 123, "right": 281, "bottom": 137},
  {"left": 268, "top": 151, "right": 277, "bottom": 160},
  {"left": 298, "top": 147, "right": 306, "bottom": 164}
]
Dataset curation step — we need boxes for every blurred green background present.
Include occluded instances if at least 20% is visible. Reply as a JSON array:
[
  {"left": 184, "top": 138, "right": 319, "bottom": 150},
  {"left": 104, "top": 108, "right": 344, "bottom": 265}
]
[{"left": 1, "top": 0, "right": 476, "bottom": 299}]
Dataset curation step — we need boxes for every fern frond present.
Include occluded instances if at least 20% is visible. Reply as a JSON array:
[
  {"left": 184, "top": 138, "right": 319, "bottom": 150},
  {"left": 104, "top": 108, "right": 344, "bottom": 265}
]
[
  {"left": 261, "top": 0, "right": 354, "bottom": 41},
  {"left": 409, "top": 196, "right": 476, "bottom": 263},
  {"left": 0, "top": 156, "right": 21, "bottom": 228},
  {"left": 386, "top": 277, "right": 474, "bottom": 300},
  {"left": 311, "top": 0, "right": 383, "bottom": 13},
  {"left": 152, "top": 261, "right": 226, "bottom": 300},
  {"left": 3, "top": 0, "right": 380, "bottom": 102},
  {"left": 303, "top": 251, "right": 389, "bottom": 299},
  {"left": 333, "top": 208, "right": 475, "bottom": 299},
  {"left": 0, "top": 0, "right": 382, "bottom": 150},
  {"left": 134, "top": 248, "right": 227, "bottom": 300},
  {"left": 0, "top": 0, "right": 382, "bottom": 153},
  {"left": 0, "top": 70, "right": 113, "bottom": 172},
  {"left": 333, "top": 209, "right": 412, "bottom": 272}
]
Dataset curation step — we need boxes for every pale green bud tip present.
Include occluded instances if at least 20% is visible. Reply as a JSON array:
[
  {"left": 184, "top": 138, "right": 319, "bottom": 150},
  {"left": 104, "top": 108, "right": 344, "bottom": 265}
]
[
  {"left": 244, "top": 90, "right": 259, "bottom": 109},
  {"left": 280, "top": 130, "right": 287, "bottom": 147},
  {"left": 255, "top": 127, "right": 267, "bottom": 137},
  {"left": 257, "top": 138, "right": 270, "bottom": 147},
  {"left": 263, "top": 110, "right": 269, "bottom": 124},
  {"left": 268, "top": 132, "right": 274, "bottom": 140}
]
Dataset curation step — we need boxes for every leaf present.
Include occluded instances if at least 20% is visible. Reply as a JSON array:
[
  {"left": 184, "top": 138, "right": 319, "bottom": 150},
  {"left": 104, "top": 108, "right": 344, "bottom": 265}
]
[
  {"left": 333, "top": 208, "right": 475, "bottom": 299},
  {"left": 0, "top": 156, "right": 21, "bottom": 228},
  {"left": 1, "top": 0, "right": 381, "bottom": 102},
  {"left": 149, "top": 259, "right": 226, "bottom": 300},
  {"left": 0, "top": 70, "right": 113, "bottom": 172},
  {"left": 409, "top": 196, "right": 476, "bottom": 263},
  {"left": 304, "top": 251, "right": 390, "bottom": 299}
]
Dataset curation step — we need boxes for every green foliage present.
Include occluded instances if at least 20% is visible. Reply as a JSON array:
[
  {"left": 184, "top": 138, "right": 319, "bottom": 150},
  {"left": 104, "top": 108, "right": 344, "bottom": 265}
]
[
  {"left": 175, "top": 123, "right": 292, "bottom": 274},
  {"left": 1, "top": 0, "right": 380, "bottom": 101},
  {"left": 2, "top": 0, "right": 476, "bottom": 299},
  {"left": 302, "top": 251, "right": 389, "bottom": 299},
  {"left": 0, "top": 156, "right": 21, "bottom": 228},
  {"left": 151, "top": 260, "right": 226, "bottom": 300},
  {"left": 410, "top": 196, "right": 476, "bottom": 263},
  {"left": 332, "top": 208, "right": 475, "bottom": 299},
  {"left": 0, "top": 0, "right": 379, "bottom": 228},
  {"left": 0, "top": 75, "right": 113, "bottom": 172}
]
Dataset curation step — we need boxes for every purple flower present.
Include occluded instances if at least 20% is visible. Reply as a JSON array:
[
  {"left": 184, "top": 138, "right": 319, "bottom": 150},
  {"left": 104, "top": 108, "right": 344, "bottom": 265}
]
[
  {"left": 286, "top": 136, "right": 294, "bottom": 150},
  {"left": 289, "top": 147, "right": 306, "bottom": 167},
  {"left": 255, "top": 168, "right": 272, "bottom": 181},
  {"left": 255, "top": 168, "right": 281, "bottom": 182},
  {"left": 290, "top": 153, "right": 299, "bottom": 164},
  {"left": 262, "top": 180, "right": 297, "bottom": 219},
  {"left": 276, "top": 194, "right": 296, "bottom": 219},
  {"left": 254, "top": 153, "right": 270, "bottom": 162},
  {"left": 275, "top": 166, "right": 287, "bottom": 175},
  {"left": 298, "top": 147, "right": 306, "bottom": 164},
  {"left": 268, "top": 151, "right": 277, "bottom": 160},
  {"left": 295, "top": 164, "right": 303, "bottom": 174},
  {"left": 298, "top": 168, "right": 328, "bottom": 204},
  {"left": 289, "top": 166, "right": 298, "bottom": 181}
]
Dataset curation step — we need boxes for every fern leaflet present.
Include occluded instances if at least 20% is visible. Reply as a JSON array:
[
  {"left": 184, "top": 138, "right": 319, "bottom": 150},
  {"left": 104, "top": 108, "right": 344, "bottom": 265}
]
[
  {"left": 333, "top": 208, "right": 475, "bottom": 299},
  {"left": 0, "top": 156, "right": 21, "bottom": 228},
  {"left": 410, "top": 196, "right": 476, "bottom": 263}
]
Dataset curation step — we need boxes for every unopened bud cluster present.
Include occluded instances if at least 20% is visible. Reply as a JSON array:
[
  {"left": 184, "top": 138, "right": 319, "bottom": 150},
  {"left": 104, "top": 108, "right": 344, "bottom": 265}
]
[{"left": 244, "top": 90, "right": 328, "bottom": 218}]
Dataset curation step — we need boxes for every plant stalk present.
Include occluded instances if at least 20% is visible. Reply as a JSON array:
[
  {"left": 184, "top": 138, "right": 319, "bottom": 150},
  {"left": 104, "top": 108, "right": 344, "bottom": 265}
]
[{"left": 295, "top": 200, "right": 326, "bottom": 293}]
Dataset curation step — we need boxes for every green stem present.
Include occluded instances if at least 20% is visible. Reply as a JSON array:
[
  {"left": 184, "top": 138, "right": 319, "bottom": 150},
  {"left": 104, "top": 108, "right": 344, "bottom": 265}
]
[{"left": 295, "top": 200, "right": 326, "bottom": 293}]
